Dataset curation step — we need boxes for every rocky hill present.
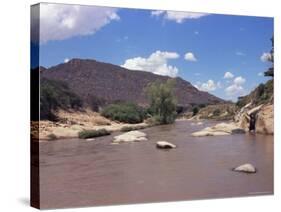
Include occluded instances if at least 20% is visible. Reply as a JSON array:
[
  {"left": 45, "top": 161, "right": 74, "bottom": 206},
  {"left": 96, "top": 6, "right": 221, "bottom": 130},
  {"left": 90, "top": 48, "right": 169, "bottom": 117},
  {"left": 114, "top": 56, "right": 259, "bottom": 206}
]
[{"left": 41, "top": 58, "right": 224, "bottom": 109}]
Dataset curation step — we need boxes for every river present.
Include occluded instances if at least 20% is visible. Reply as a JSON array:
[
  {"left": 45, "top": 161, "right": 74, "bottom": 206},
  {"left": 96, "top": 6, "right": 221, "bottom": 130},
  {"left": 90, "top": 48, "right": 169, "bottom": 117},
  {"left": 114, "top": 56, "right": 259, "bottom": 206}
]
[{"left": 39, "top": 120, "right": 273, "bottom": 209}]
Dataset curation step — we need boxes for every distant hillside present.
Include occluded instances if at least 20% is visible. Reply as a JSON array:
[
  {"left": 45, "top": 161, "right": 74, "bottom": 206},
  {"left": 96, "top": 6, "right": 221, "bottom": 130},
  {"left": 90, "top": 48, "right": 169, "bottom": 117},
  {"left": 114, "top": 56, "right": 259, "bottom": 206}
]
[
  {"left": 41, "top": 58, "right": 224, "bottom": 109},
  {"left": 236, "top": 79, "right": 273, "bottom": 108}
]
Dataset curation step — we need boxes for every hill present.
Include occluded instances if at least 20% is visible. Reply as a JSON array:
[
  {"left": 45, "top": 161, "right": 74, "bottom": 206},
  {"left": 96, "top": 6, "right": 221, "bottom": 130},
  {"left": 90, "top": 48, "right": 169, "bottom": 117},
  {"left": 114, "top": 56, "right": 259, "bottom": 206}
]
[{"left": 41, "top": 58, "right": 224, "bottom": 110}]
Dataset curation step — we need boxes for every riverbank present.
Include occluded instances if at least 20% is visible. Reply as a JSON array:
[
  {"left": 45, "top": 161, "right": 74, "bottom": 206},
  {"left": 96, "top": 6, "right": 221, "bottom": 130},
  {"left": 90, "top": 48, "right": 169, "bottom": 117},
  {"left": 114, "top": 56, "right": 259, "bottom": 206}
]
[{"left": 36, "top": 109, "right": 149, "bottom": 141}]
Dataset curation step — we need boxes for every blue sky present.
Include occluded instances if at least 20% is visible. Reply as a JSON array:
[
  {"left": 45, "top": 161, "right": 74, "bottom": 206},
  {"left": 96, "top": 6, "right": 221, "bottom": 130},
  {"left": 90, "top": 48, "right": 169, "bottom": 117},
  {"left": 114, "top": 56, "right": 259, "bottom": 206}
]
[{"left": 37, "top": 3, "right": 273, "bottom": 101}]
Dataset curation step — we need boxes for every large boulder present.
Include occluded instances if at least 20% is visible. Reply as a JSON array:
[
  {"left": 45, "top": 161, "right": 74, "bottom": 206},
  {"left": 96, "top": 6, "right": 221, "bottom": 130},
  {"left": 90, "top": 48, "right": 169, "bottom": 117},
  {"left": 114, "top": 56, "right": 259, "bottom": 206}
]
[
  {"left": 233, "top": 163, "right": 256, "bottom": 173},
  {"left": 156, "top": 141, "right": 176, "bottom": 149},
  {"left": 256, "top": 105, "right": 274, "bottom": 135},
  {"left": 113, "top": 130, "right": 147, "bottom": 143},
  {"left": 191, "top": 122, "right": 245, "bottom": 137}
]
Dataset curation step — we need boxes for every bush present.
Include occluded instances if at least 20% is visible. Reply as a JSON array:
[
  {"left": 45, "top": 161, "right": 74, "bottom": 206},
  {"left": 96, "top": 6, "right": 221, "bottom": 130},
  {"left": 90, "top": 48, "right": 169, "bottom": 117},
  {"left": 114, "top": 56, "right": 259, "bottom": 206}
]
[
  {"left": 213, "top": 108, "right": 221, "bottom": 116},
  {"left": 120, "top": 125, "right": 146, "bottom": 132},
  {"left": 101, "top": 102, "right": 145, "bottom": 124},
  {"left": 78, "top": 129, "right": 110, "bottom": 139},
  {"left": 47, "top": 133, "right": 57, "bottom": 140},
  {"left": 40, "top": 78, "right": 83, "bottom": 120},
  {"left": 192, "top": 107, "right": 199, "bottom": 116}
]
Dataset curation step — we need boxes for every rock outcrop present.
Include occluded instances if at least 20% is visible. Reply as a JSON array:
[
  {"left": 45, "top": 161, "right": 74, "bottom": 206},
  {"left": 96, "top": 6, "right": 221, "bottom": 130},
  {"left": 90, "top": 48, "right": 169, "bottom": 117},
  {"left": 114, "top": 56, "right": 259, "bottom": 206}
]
[
  {"left": 233, "top": 163, "right": 256, "bottom": 173},
  {"left": 192, "top": 122, "right": 245, "bottom": 137},
  {"left": 256, "top": 105, "right": 274, "bottom": 135},
  {"left": 234, "top": 103, "right": 274, "bottom": 135},
  {"left": 156, "top": 141, "right": 176, "bottom": 149},
  {"left": 234, "top": 79, "right": 274, "bottom": 135},
  {"left": 113, "top": 131, "right": 147, "bottom": 143}
]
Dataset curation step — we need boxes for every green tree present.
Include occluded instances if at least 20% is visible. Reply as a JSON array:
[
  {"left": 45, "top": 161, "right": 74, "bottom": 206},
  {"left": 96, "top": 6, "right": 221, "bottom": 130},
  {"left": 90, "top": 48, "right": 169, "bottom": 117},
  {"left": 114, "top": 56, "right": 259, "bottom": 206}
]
[
  {"left": 145, "top": 79, "right": 177, "bottom": 124},
  {"left": 264, "top": 37, "right": 274, "bottom": 77}
]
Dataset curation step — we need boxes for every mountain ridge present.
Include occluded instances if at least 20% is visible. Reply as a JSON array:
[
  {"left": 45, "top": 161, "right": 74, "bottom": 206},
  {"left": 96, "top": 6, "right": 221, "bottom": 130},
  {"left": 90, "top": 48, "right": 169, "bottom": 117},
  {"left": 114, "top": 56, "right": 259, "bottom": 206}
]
[{"left": 41, "top": 58, "right": 224, "bottom": 109}]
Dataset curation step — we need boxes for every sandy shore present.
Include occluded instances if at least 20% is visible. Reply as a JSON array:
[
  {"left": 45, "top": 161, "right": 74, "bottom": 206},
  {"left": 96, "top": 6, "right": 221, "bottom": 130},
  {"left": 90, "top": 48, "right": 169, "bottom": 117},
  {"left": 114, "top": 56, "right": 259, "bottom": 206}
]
[{"left": 33, "top": 109, "right": 149, "bottom": 141}]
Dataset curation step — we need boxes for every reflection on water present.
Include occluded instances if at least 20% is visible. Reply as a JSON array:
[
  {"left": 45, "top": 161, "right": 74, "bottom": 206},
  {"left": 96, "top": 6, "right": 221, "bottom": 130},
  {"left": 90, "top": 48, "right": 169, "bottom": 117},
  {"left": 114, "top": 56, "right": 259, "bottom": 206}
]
[{"left": 39, "top": 120, "right": 273, "bottom": 209}]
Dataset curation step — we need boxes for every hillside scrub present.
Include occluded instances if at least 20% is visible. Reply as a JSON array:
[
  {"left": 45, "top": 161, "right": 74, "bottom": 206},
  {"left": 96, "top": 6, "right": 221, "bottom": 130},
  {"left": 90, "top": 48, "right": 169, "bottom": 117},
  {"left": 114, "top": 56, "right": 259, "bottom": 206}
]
[
  {"left": 40, "top": 78, "right": 83, "bottom": 120},
  {"left": 101, "top": 102, "right": 145, "bottom": 124},
  {"left": 236, "top": 79, "right": 273, "bottom": 108},
  {"left": 195, "top": 103, "right": 237, "bottom": 120},
  {"left": 145, "top": 79, "right": 177, "bottom": 124}
]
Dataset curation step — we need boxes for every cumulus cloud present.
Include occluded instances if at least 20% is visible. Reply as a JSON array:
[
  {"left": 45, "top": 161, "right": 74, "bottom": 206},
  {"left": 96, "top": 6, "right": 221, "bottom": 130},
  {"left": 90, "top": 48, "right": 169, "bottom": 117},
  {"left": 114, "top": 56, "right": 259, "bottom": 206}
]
[
  {"left": 233, "top": 76, "right": 246, "bottom": 85},
  {"left": 224, "top": 71, "right": 234, "bottom": 79},
  {"left": 151, "top": 10, "right": 209, "bottom": 23},
  {"left": 184, "top": 52, "right": 197, "bottom": 62},
  {"left": 195, "top": 80, "right": 220, "bottom": 92},
  {"left": 38, "top": 3, "right": 120, "bottom": 43},
  {"left": 225, "top": 76, "right": 246, "bottom": 96},
  {"left": 64, "top": 58, "right": 70, "bottom": 63},
  {"left": 121, "top": 50, "right": 180, "bottom": 77},
  {"left": 260, "top": 52, "right": 272, "bottom": 62}
]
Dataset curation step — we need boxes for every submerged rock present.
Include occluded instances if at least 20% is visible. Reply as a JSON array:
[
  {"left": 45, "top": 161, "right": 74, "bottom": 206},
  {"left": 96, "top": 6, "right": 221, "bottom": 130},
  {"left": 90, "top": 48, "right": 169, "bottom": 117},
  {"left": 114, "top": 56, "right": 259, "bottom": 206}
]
[
  {"left": 233, "top": 163, "right": 256, "bottom": 173},
  {"left": 191, "top": 122, "right": 245, "bottom": 137},
  {"left": 156, "top": 141, "right": 176, "bottom": 149},
  {"left": 86, "top": 138, "right": 95, "bottom": 141},
  {"left": 113, "top": 130, "right": 147, "bottom": 143}
]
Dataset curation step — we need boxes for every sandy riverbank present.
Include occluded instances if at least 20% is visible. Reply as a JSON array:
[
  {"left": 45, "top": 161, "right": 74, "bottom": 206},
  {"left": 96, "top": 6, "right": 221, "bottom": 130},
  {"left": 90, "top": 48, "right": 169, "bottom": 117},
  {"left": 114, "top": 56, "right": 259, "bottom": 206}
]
[{"left": 33, "top": 109, "right": 149, "bottom": 141}]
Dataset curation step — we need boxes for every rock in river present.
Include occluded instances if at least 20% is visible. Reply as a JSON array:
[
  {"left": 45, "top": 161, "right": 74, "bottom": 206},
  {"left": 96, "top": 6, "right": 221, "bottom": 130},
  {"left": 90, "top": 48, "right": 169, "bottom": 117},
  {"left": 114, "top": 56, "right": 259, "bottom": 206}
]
[
  {"left": 156, "top": 141, "right": 177, "bottom": 149},
  {"left": 233, "top": 163, "right": 256, "bottom": 173},
  {"left": 191, "top": 122, "right": 245, "bottom": 137},
  {"left": 113, "top": 130, "right": 147, "bottom": 143}
]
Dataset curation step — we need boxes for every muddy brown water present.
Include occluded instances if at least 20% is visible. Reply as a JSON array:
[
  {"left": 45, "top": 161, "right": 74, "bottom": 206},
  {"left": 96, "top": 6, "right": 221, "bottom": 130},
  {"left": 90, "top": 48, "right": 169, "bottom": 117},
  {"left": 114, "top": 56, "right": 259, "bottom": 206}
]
[{"left": 39, "top": 120, "right": 273, "bottom": 209}]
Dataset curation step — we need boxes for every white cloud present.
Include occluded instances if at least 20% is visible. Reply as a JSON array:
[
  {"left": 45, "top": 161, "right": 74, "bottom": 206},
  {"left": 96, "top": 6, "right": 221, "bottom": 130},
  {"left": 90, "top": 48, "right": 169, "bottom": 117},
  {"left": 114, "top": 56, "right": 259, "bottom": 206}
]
[
  {"left": 225, "top": 76, "right": 246, "bottom": 96},
  {"left": 233, "top": 76, "right": 246, "bottom": 85},
  {"left": 217, "top": 81, "right": 222, "bottom": 89},
  {"left": 236, "top": 51, "right": 246, "bottom": 56},
  {"left": 121, "top": 50, "right": 180, "bottom": 77},
  {"left": 151, "top": 10, "right": 209, "bottom": 23},
  {"left": 194, "top": 31, "right": 199, "bottom": 35},
  {"left": 195, "top": 80, "right": 220, "bottom": 92},
  {"left": 64, "top": 58, "right": 70, "bottom": 63},
  {"left": 38, "top": 4, "right": 120, "bottom": 43},
  {"left": 151, "top": 10, "right": 165, "bottom": 16},
  {"left": 258, "top": 72, "right": 263, "bottom": 76},
  {"left": 184, "top": 52, "right": 197, "bottom": 62},
  {"left": 225, "top": 84, "right": 244, "bottom": 96},
  {"left": 224, "top": 71, "right": 234, "bottom": 79},
  {"left": 260, "top": 52, "right": 272, "bottom": 62}
]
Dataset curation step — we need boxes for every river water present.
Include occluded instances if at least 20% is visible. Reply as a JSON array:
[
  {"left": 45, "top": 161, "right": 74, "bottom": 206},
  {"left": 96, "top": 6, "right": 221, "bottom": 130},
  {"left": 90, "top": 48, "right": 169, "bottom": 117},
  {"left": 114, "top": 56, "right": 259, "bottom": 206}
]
[{"left": 39, "top": 120, "right": 273, "bottom": 209}]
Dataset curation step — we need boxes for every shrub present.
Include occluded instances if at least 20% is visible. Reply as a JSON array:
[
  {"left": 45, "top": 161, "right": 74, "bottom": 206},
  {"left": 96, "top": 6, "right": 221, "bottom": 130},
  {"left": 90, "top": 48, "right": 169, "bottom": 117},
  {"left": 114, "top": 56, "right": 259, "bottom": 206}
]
[
  {"left": 192, "top": 107, "right": 199, "bottom": 116},
  {"left": 40, "top": 78, "right": 82, "bottom": 120},
  {"left": 120, "top": 126, "right": 133, "bottom": 132},
  {"left": 101, "top": 102, "right": 145, "bottom": 124},
  {"left": 78, "top": 129, "right": 111, "bottom": 139},
  {"left": 47, "top": 133, "right": 57, "bottom": 140},
  {"left": 213, "top": 108, "right": 221, "bottom": 116},
  {"left": 120, "top": 125, "right": 146, "bottom": 132}
]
